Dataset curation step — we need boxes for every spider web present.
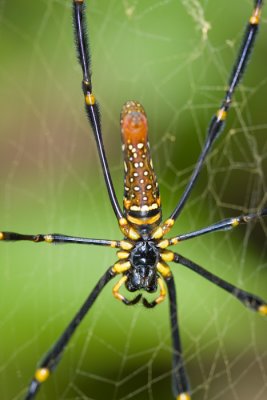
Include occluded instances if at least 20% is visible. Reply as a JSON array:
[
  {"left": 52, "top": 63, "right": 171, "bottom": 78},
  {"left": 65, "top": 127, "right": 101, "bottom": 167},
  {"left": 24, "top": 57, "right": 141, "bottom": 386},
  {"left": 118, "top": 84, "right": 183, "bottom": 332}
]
[{"left": 0, "top": 0, "right": 267, "bottom": 399}]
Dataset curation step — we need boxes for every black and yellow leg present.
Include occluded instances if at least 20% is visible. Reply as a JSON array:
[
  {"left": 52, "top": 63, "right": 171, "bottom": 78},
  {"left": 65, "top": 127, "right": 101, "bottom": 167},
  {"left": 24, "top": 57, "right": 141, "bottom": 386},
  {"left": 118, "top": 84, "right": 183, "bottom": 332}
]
[
  {"left": 163, "top": 0, "right": 263, "bottom": 227},
  {"left": 24, "top": 368, "right": 50, "bottom": 400},
  {"left": 112, "top": 275, "right": 128, "bottom": 302},
  {"left": 173, "top": 253, "right": 267, "bottom": 316},
  {"left": 165, "top": 274, "right": 191, "bottom": 399},
  {"left": 119, "top": 217, "right": 141, "bottom": 240},
  {"left": 0, "top": 231, "right": 138, "bottom": 253},
  {"left": 155, "top": 278, "right": 167, "bottom": 305},
  {"left": 23, "top": 267, "right": 115, "bottom": 399},
  {"left": 72, "top": 0, "right": 123, "bottom": 221},
  {"left": 166, "top": 208, "right": 267, "bottom": 245},
  {"left": 160, "top": 250, "right": 175, "bottom": 263},
  {"left": 112, "top": 275, "right": 142, "bottom": 306},
  {"left": 142, "top": 277, "right": 167, "bottom": 308},
  {"left": 0, "top": 230, "right": 123, "bottom": 247},
  {"left": 152, "top": 218, "right": 174, "bottom": 240}
]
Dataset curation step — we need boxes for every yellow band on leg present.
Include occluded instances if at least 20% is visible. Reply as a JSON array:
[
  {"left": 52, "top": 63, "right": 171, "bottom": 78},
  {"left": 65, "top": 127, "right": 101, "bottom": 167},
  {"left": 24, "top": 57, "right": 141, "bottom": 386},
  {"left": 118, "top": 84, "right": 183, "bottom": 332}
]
[
  {"left": 177, "top": 393, "right": 191, "bottom": 400},
  {"left": 35, "top": 368, "right": 50, "bottom": 383},
  {"left": 112, "top": 275, "right": 128, "bottom": 302},
  {"left": 258, "top": 304, "right": 267, "bottom": 316}
]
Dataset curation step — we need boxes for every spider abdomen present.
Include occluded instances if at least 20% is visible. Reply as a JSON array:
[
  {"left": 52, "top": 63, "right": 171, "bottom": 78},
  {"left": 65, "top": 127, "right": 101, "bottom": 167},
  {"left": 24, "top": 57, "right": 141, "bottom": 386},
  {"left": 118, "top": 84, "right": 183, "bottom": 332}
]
[{"left": 121, "top": 101, "right": 162, "bottom": 233}]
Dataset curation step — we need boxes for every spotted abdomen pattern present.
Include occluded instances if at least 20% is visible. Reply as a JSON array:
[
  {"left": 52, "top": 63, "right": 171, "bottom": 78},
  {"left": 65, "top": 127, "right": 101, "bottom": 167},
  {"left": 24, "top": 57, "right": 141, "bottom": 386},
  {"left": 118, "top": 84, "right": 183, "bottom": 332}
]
[{"left": 121, "top": 101, "right": 162, "bottom": 231}]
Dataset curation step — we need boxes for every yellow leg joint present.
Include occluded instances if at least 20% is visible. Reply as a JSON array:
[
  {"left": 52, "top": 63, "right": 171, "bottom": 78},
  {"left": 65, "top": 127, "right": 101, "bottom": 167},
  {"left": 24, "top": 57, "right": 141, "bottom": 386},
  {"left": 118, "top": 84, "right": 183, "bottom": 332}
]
[
  {"left": 170, "top": 237, "right": 179, "bottom": 246},
  {"left": 152, "top": 218, "right": 174, "bottom": 240},
  {"left": 128, "top": 227, "right": 140, "bottom": 240},
  {"left": 258, "top": 304, "right": 267, "bottom": 316},
  {"left": 250, "top": 6, "right": 261, "bottom": 25},
  {"left": 85, "top": 93, "right": 95, "bottom": 105},
  {"left": 0, "top": 232, "right": 4, "bottom": 240},
  {"left": 112, "top": 276, "right": 128, "bottom": 302},
  {"left": 216, "top": 108, "right": 227, "bottom": 121},
  {"left": 112, "top": 261, "right": 131, "bottom": 274},
  {"left": 117, "top": 250, "right": 130, "bottom": 260},
  {"left": 44, "top": 234, "right": 53, "bottom": 243},
  {"left": 120, "top": 240, "right": 134, "bottom": 250},
  {"left": 160, "top": 250, "right": 174, "bottom": 262},
  {"left": 119, "top": 218, "right": 140, "bottom": 240},
  {"left": 250, "top": 15, "right": 260, "bottom": 24},
  {"left": 156, "top": 239, "right": 169, "bottom": 249},
  {"left": 151, "top": 226, "right": 163, "bottom": 240},
  {"left": 231, "top": 218, "right": 239, "bottom": 227},
  {"left": 34, "top": 368, "right": 50, "bottom": 383},
  {"left": 177, "top": 393, "right": 191, "bottom": 400},
  {"left": 157, "top": 261, "right": 171, "bottom": 278},
  {"left": 155, "top": 277, "right": 167, "bottom": 305}
]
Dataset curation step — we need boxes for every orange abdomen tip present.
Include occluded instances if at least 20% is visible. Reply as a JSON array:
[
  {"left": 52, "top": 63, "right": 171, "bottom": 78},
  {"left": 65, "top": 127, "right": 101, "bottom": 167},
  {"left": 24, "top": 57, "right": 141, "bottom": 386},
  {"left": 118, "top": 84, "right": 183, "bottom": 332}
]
[{"left": 121, "top": 101, "right": 148, "bottom": 145}]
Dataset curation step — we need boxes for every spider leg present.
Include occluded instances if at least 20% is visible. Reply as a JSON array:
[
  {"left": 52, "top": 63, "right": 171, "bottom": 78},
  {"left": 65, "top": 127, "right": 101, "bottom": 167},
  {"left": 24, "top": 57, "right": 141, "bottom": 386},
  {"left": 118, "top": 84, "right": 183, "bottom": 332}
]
[
  {"left": 143, "top": 277, "right": 167, "bottom": 308},
  {"left": 156, "top": 207, "right": 267, "bottom": 247},
  {"left": 112, "top": 275, "right": 142, "bottom": 305},
  {"left": 165, "top": 274, "right": 191, "bottom": 400},
  {"left": 157, "top": 0, "right": 263, "bottom": 236},
  {"left": 72, "top": 0, "right": 123, "bottom": 221},
  {"left": 0, "top": 231, "right": 126, "bottom": 248},
  {"left": 173, "top": 253, "right": 267, "bottom": 316},
  {"left": 23, "top": 267, "right": 116, "bottom": 400}
]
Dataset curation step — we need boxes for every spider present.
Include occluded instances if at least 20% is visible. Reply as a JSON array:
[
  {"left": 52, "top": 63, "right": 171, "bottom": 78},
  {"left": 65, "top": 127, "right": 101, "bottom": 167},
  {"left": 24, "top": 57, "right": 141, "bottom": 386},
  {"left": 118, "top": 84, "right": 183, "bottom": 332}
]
[{"left": 1, "top": 0, "right": 267, "bottom": 399}]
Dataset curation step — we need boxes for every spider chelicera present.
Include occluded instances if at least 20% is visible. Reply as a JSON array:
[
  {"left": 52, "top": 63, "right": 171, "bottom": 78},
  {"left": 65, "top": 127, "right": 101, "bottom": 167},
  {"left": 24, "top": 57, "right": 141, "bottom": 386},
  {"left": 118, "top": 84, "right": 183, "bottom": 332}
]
[{"left": 1, "top": 1, "right": 267, "bottom": 399}]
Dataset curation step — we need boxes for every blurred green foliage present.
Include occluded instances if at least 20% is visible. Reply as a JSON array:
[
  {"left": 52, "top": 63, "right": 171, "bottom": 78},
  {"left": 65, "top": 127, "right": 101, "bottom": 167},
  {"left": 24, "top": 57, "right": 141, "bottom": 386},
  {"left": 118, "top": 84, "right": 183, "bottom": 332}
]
[{"left": 0, "top": 1, "right": 266, "bottom": 399}]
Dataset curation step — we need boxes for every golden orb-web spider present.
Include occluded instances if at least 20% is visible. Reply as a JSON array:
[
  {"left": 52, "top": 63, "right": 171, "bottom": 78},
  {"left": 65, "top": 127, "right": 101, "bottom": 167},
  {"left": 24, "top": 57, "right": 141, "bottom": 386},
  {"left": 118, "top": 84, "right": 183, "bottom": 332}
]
[{"left": 1, "top": 1, "right": 267, "bottom": 399}]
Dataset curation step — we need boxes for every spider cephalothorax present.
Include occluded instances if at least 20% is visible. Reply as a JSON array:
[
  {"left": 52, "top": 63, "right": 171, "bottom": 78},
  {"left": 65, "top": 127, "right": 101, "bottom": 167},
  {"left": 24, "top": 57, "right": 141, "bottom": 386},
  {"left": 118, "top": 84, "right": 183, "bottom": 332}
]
[{"left": 127, "top": 240, "right": 159, "bottom": 292}]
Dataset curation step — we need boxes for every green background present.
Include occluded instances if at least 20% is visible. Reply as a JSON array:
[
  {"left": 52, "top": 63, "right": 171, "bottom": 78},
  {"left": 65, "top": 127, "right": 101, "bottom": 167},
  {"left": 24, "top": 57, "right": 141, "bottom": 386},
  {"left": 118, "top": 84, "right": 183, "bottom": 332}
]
[{"left": 0, "top": 1, "right": 266, "bottom": 399}]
